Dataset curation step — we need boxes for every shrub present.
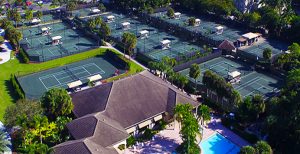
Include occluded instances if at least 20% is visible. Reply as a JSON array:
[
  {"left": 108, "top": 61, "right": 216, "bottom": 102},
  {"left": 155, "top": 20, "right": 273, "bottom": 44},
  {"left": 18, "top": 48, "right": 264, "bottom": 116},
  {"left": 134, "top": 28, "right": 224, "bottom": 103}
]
[
  {"left": 10, "top": 74, "right": 25, "bottom": 99},
  {"left": 126, "top": 136, "right": 136, "bottom": 147},
  {"left": 19, "top": 48, "right": 29, "bottom": 63},
  {"left": 158, "top": 120, "right": 167, "bottom": 130},
  {"left": 118, "top": 144, "right": 125, "bottom": 150},
  {"left": 142, "top": 128, "right": 155, "bottom": 140}
]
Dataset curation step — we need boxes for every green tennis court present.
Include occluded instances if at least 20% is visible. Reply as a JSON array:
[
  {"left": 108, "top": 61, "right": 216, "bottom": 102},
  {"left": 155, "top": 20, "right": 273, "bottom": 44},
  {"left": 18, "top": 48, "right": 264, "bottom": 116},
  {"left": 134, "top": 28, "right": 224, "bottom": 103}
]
[
  {"left": 82, "top": 12, "right": 204, "bottom": 61},
  {"left": 179, "top": 57, "right": 282, "bottom": 98},
  {"left": 20, "top": 22, "right": 98, "bottom": 62},
  {"left": 17, "top": 56, "right": 126, "bottom": 99}
]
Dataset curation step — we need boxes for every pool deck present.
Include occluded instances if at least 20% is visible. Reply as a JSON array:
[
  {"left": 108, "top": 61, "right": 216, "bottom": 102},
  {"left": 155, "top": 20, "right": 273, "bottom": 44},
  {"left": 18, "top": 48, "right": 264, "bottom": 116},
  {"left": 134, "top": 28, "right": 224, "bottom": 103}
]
[
  {"left": 202, "top": 116, "right": 250, "bottom": 147},
  {"left": 123, "top": 116, "right": 249, "bottom": 154}
]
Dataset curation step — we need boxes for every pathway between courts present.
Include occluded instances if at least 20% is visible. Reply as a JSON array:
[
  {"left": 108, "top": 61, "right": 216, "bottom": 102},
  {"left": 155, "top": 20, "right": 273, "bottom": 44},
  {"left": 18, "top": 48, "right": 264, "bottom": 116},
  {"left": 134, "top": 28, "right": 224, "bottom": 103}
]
[{"left": 101, "top": 44, "right": 148, "bottom": 70}]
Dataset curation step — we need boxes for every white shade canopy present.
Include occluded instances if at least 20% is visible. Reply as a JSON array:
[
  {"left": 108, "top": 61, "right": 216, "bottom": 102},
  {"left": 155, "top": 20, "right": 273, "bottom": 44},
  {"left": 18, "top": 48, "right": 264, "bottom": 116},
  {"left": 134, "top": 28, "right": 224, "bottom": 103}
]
[
  {"left": 160, "top": 39, "right": 171, "bottom": 45},
  {"left": 215, "top": 26, "right": 223, "bottom": 30},
  {"left": 51, "top": 36, "right": 62, "bottom": 41},
  {"left": 67, "top": 80, "right": 82, "bottom": 88},
  {"left": 174, "top": 12, "right": 181, "bottom": 16},
  {"left": 195, "top": 19, "right": 201, "bottom": 22},
  {"left": 41, "top": 27, "right": 50, "bottom": 31},
  {"left": 31, "top": 18, "right": 41, "bottom": 23},
  {"left": 228, "top": 71, "right": 241, "bottom": 78},
  {"left": 87, "top": 74, "right": 102, "bottom": 82},
  {"left": 139, "top": 30, "right": 149, "bottom": 35},
  {"left": 91, "top": 8, "right": 100, "bottom": 13},
  {"left": 122, "top": 22, "right": 130, "bottom": 26},
  {"left": 242, "top": 32, "right": 259, "bottom": 40},
  {"left": 107, "top": 15, "right": 115, "bottom": 19}
]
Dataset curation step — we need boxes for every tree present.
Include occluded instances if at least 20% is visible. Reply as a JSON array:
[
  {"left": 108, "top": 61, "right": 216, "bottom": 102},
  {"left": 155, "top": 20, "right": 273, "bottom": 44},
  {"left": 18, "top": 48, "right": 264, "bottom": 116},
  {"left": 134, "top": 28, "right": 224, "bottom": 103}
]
[
  {"left": 167, "top": 8, "right": 175, "bottom": 18},
  {"left": 197, "top": 104, "right": 211, "bottom": 125},
  {"left": 5, "top": 26, "right": 22, "bottom": 50},
  {"left": 178, "top": 74, "right": 189, "bottom": 91},
  {"left": 239, "top": 146, "right": 256, "bottom": 154},
  {"left": 243, "top": 12, "right": 261, "bottom": 28},
  {"left": 252, "top": 94, "right": 265, "bottom": 119},
  {"left": 0, "top": 130, "right": 9, "bottom": 153},
  {"left": 100, "top": 22, "right": 111, "bottom": 41},
  {"left": 287, "top": 69, "right": 300, "bottom": 88},
  {"left": 98, "top": 3, "right": 106, "bottom": 12},
  {"left": 4, "top": 99, "right": 43, "bottom": 128},
  {"left": 36, "top": 11, "right": 43, "bottom": 20},
  {"left": 288, "top": 43, "right": 300, "bottom": 55},
  {"left": 254, "top": 141, "right": 272, "bottom": 154},
  {"left": 263, "top": 48, "right": 272, "bottom": 62},
  {"left": 0, "top": 36, "right": 4, "bottom": 44},
  {"left": 66, "top": 1, "right": 77, "bottom": 11},
  {"left": 25, "top": 9, "right": 33, "bottom": 24},
  {"left": 174, "top": 104, "right": 201, "bottom": 154},
  {"left": 189, "top": 63, "right": 201, "bottom": 90},
  {"left": 121, "top": 32, "right": 137, "bottom": 57},
  {"left": 13, "top": 9, "right": 22, "bottom": 28},
  {"left": 41, "top": 88, "right": 73, "bottom": 119},
  {"left": 188, "top": 17, "right": 196, "bottom": 26}
]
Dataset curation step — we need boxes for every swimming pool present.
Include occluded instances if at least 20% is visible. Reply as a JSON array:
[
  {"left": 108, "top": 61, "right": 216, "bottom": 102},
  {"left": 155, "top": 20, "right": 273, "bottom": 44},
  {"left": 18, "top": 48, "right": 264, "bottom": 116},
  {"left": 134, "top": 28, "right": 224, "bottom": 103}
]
[{"left": 200, "top": 133, "right": 240, "bottom": 154}]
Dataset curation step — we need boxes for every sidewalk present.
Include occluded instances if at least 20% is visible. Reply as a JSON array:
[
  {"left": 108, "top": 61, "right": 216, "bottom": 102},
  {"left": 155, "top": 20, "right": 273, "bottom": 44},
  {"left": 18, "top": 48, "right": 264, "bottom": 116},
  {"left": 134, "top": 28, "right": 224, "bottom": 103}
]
[{"left": 0, "top": 41, "right": 13, "bottom": 64}]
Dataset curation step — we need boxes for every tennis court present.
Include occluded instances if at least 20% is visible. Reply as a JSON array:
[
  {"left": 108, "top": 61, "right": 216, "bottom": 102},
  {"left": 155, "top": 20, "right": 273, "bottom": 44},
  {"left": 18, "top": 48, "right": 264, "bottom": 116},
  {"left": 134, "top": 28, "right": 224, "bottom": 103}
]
[
  {"left": 238, "top": 39, "right": 286, "bottom": 59},
  {"left": 20, "top": 22, "right": 97, "bottom": 62},
  {"left": 179, "top": 57, "right": 282, "bottom": 98},
  {"left": 150, "top": 11, "right": 287, "bottom": 60},
  {"left": 82, "top": 12, "right": 204, "bottom": 61},
  {"left": 151, "top": 12, "right": 242, "bottom": 43},
  {"left": 17, "top": 56, "right": 126, "bottom": 99}
]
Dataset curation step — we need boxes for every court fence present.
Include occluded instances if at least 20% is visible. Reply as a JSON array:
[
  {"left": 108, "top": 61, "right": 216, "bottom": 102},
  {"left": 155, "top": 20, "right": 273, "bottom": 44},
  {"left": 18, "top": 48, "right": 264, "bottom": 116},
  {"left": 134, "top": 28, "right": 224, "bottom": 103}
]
[{"left": 173, "top": 51, "right": 222, "bottom": 72}]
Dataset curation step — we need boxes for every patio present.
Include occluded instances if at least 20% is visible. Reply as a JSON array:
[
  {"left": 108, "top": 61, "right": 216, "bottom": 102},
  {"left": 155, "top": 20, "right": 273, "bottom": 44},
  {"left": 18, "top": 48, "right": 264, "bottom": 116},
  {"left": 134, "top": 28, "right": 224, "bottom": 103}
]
[{"left": 123, "top": 116, "right": 249, "bottom": 154}]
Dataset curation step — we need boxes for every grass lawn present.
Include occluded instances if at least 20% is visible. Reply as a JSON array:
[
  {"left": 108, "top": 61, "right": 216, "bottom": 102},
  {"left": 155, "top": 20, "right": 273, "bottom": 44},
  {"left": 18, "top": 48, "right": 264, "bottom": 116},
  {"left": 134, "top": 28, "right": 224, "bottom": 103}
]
[{"left": 0, "top": 48, "right": 144, "bottom": 121}]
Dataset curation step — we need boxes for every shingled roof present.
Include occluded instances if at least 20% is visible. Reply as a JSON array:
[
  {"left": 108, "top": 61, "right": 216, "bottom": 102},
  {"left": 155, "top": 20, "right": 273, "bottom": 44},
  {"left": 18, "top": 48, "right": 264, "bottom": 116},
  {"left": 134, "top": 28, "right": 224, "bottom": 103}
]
[
  {"left": 218, "top": 39, "right": 236, "bottom": 51},
  {"left": 71, "top": 70, "right": 199, "bottom": 128},
  {"left": 54, "top": 71, "right": 199, "bottom": 153}
]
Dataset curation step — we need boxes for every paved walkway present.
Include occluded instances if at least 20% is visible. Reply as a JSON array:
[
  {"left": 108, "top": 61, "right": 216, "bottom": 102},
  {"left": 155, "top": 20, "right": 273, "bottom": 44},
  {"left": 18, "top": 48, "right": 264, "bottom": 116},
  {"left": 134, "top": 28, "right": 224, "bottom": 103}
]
[
  {"left": 101, "top": 45, "right": 148, "bottom": 70},
  {"left": 0, "top": 41, "right": 13, "bottom": 64}
]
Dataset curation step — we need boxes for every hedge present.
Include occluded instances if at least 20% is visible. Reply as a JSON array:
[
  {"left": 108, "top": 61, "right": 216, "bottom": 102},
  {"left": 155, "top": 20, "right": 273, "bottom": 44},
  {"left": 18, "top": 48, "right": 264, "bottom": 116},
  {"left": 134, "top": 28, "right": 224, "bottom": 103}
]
[
  {"left": 19, "top": 48, "right": 29, "bottom": 63},
  {"left": 10, "top": 74, "right": 25, "bottom": 99}
]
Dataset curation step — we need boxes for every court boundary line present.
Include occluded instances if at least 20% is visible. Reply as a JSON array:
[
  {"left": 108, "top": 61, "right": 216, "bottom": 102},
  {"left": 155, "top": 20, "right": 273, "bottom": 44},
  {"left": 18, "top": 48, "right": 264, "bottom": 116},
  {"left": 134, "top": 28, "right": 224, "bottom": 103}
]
[{"left": 39, "top": 63, "right": 106, "bottom": 90}]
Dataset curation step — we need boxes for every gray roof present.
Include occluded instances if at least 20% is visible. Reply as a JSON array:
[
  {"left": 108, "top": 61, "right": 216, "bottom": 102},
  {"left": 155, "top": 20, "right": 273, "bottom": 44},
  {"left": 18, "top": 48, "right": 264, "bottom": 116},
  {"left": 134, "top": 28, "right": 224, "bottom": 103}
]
[
  {"left": 53, "top": 139, "right": 118, "bottom": 154},
  {"left": 71, "top": 70, "right": 199, "bottom": 128},
  {"left": 54, "top": 71, "right": 199, "bottom": 153}
]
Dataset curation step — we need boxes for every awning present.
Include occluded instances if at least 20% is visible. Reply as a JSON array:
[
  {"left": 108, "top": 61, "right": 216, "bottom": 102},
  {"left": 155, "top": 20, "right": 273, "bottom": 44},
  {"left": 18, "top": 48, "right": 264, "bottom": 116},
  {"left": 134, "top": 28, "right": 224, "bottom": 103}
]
[
  {"left": 31, "top": 18, "right": 41, "bottom": 23},
  {"left": 174, "top": 12, "right": 181, "bottom": 16},
  {"left": 122, "top": 22, "right": 130, "bottom": 26},
  {"left": 67, "top": 80, "right": 82, "bottom": 88},
  {"left": 138, "top": 120, "right": 152, "bottom": 128},
  {"left": 52, "top": 36, "right": 62, "bottom": 41},
  {"left": 107, "top": 15, "right": 115, "bottom": 19},
  {"left": 160, "top": 40, "right": 171, "bottom": 45},
  {"left": 242, "top": 32, "right": 259, "bottom": 40},
  {"left": 126, "top": 127, "right": 136, "bottom": 133},
  {"left": 41, "top": 27, "right": 49, "bottom": 31},
  {"left": 154, "top": 115, "right": 163, "bottom": 122},
  {"left": 215, "top": 26, "right": 223, "bottom": 30},
  {"left": 228, "top": 71, "right": 241, "bottom": 78},
  {"left": 87, "top": 74, "right": 102, "bottom": 82},
  {"left": 139, "top": 30, "right": 149, "bottom": 35},
  {"left": 91, "top": 8, "right": 100, "bottom": 13},
  {"left": 237, "top": 37, "right": 247, "bottom": 42}
]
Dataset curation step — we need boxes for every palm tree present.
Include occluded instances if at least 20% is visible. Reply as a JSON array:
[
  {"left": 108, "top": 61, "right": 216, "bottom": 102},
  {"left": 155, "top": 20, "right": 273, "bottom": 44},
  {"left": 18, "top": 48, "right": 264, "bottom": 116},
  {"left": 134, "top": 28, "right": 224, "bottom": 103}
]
[
  {"left": 0, "top": 130, "right": 10, "bottom": 153},
  {"left": 197, "top": 104, "right": 211, "bottom": 126},
  {"left": 189, "top": 63, "right": 201, "bottom": 91},
  {"left": 178, "top": 74, "right": 189, "bottom": 91}
]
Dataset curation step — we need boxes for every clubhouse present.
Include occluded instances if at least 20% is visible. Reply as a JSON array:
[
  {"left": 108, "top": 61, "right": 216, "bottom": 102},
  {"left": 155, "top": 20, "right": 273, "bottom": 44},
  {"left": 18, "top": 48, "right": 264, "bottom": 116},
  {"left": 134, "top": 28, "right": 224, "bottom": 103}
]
[{"left": 54, "top": 71, "right": 199, "bottom": 154}]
